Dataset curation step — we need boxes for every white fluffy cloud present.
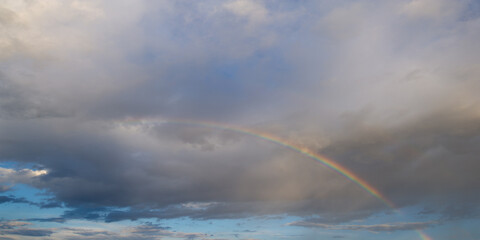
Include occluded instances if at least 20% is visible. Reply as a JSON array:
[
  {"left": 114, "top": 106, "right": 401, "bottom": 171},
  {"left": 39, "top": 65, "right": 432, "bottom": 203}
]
[{"left": 0, "top": 167, "right": 47, "bottom": 191}]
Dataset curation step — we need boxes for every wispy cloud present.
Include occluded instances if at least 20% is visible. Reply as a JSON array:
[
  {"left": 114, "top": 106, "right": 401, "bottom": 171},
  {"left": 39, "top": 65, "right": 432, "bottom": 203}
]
[
  {"left": 0, "top": 221, "right": 53, "bottom": 237},
  {"left": 287, "top": 220, "right": 438, "bottom": 232}
]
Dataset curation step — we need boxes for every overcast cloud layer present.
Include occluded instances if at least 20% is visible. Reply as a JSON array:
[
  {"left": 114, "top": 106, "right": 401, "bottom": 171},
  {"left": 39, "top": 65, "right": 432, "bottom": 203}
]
[{"left": 1, "top": 0, "right": 480, "bottom": 239}]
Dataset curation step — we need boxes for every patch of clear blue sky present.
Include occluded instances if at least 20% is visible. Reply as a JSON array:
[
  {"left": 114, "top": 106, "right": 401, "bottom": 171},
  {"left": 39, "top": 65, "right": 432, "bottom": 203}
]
[
  {"left": 0, "top": 184, "right": 63, "bottom": 220},
  {"left": 8, "top": 184, "right": 49, "bottom": 202}
]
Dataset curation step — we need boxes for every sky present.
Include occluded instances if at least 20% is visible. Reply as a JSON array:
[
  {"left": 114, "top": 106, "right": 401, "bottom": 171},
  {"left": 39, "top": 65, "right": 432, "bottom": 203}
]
[{"left": 0, "top": 0, "right": 480, "bottom": 239}]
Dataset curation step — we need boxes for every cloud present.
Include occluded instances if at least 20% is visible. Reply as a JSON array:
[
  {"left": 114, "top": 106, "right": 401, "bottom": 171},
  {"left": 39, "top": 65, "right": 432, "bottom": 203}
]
[
  {"left": 57, "top": 224, "right": 207, "bottom": 240},
  {"left": 439, "top": 204, "right": 480, "bottom": 221},
  {"left": 0, "top": 196, "right": 29, "bottom": 204},
  {"left": 0, "top": 221, "right": 208, "bottom": 240},
  {"left": 0, "top": 0, "right": 479, "bottom": 230},
  {"left": 1, "top": 228, "right": 53, "bottom": 237},
  {"left": 224, "top": 0, "right": 269, "bottom": 26},
  {"left": 0, "top": 221, "right": 29, "bottom": 229},
  {"left": 287, "top": 220, "right": 437, "bottom": 232},
  {"left": 321, "top": 107, "right": 480, "bottom": 209},
  {"left": 0, "top": 167, "right": 47, "bottom": 192},
  {"left": 21, "top": 218, "right": 66, "bottom": 223},
  {"left": 0, "top": 221, "right": 52, "bottom": 237},
  {"left": 401, "top": 0, "right": 463, "bottom": 20}
]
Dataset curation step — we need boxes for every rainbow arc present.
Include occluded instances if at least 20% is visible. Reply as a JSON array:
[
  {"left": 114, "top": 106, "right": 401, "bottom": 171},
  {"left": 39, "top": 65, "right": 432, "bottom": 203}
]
[{"left": 120, "top": 117, "right": 432, "bottom": 240}]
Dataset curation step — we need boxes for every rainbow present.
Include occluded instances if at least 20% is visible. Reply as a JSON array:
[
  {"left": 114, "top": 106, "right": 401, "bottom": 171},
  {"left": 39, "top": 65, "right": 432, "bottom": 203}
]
[{"left": 118, "top": 117, "right": 432, "bottom": 240}]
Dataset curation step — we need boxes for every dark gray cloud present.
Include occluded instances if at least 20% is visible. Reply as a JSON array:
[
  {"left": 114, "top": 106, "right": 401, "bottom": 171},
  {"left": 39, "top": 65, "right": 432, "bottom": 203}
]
[
  {"left": 322, "top": 107, "right": 480, "bottom": 209},
  {"left": 0, "top": 74, "right": 67, "bottom": 120},
  {"left": 439, "top": 204, "right": 480, "bottom": 221},
  {"left": 0, "top": 0, "right": 479, "bottom": 230},
  {"left": 0, "top": 195, "right": 62, "bottom": 210},
  {"left": 0, "top": 221, "right": 53, "bottom": 237},
  {"left": 2, "top": 228, "right": 53, "bottom": 237},
  {"left": 22, "top": 218, "right": 66, "bottom": 223},
  {"left": 0, "top": 196, "right": 29, "bottom": 204}
]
